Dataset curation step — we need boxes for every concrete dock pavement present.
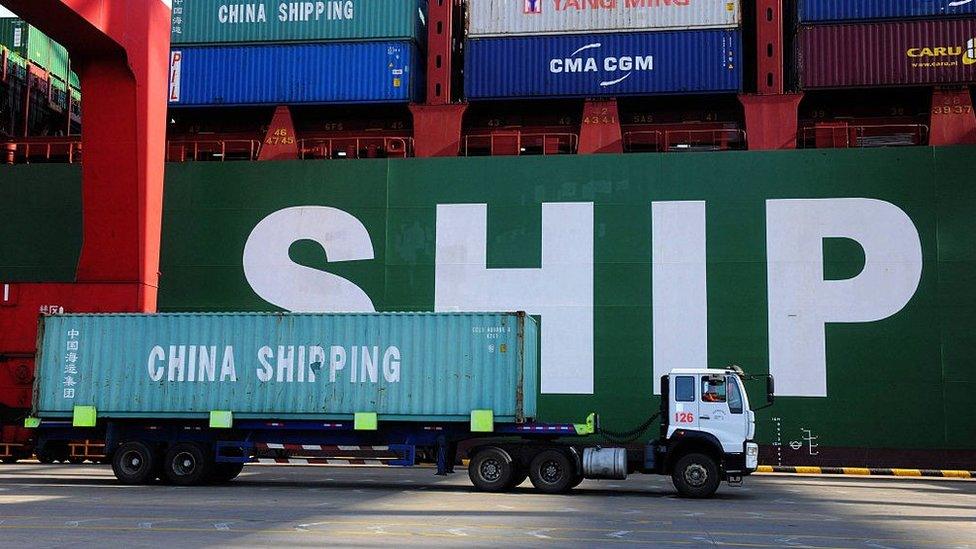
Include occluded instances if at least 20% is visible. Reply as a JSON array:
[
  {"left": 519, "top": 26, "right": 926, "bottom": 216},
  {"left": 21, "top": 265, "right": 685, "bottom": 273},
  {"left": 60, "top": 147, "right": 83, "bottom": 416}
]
[{"left": 0, "top": 463, "right": 973, "bottom": 548}]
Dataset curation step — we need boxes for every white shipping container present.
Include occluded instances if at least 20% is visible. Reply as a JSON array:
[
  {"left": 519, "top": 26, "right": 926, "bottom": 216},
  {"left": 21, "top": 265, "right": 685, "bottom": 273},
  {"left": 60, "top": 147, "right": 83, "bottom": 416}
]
[{"left": 466, "top": 0, "right": 740, "bottom": 38}]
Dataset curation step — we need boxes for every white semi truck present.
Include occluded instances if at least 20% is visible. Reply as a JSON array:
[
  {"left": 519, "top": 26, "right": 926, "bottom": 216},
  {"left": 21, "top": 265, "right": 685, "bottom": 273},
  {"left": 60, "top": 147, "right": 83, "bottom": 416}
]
[{"left": 466, "top": 368, "right": 773, "bottom": 498}]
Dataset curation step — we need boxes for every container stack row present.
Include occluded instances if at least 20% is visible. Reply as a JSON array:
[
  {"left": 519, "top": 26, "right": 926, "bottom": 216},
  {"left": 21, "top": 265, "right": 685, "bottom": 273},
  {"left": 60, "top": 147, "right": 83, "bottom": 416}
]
[
  {"left": 795, "top": 0, "right": 976, "bottom": 89},
  {"left": 168, "top": 0, "right": 427, "bottom": 106},
  {"left": 0, "top": 17, "right": 80, "bottom": 137},
  {"left": 463, "top": 0, "right": 743, "bottom": 100}
]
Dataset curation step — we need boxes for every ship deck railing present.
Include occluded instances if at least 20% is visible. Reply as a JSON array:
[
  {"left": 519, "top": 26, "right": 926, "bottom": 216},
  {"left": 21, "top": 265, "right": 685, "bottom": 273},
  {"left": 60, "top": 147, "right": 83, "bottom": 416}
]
[
  {"left": 798, "top": 123, "right": 930, "bottom": 149},
  {"left": 623, "top": 128, "right": 747, "bottom": 153},
  {"left": 461, "top": 131, "right": 579, "bottom": 156}
]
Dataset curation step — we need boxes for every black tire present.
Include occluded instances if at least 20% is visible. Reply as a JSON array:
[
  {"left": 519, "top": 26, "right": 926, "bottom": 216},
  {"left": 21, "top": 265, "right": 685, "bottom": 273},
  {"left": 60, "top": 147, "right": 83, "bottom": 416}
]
[
  {"left": 528, "top": 449, "right": 576, "bottom": 494},
  {"left": 163, "top": 443, "right": 212, "bottom": 486},
  {"left": 468, "top": 447, "right": 514, "bottom": 492},
  {"left": 671, "top": 453, "right": 721, "bottom": 499},
  {"left": 112, "top": 441, "right": 158, "bottom": 485},
  {"left": 209, "top": 462, "right": 245, "bottom": 483},
  {"left": 506, "top": 464, "right": 529, "bottom": 490}
]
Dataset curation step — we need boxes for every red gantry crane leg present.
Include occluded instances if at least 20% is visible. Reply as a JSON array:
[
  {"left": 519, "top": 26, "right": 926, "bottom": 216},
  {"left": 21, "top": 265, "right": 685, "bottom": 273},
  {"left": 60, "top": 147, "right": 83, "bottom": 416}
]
[
  {"left": 0, "top": 0, "right": 171, "bottom": 461},
  {"left": 739, "top": 0, "right": 803, "bottom": 150}
]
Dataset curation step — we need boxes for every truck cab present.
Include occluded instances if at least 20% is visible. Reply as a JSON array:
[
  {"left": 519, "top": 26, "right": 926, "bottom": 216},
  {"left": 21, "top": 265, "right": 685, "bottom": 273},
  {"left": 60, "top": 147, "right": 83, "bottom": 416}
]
[{"left": 655, "top": 368, "right": 773, "bottom": 497}]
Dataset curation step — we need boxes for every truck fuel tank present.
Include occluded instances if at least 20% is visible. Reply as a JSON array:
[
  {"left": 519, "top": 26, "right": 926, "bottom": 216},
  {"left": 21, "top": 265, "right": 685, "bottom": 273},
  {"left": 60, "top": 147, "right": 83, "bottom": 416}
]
[{"left": 582, "top": 447, "right": 627, "bottom": 480}]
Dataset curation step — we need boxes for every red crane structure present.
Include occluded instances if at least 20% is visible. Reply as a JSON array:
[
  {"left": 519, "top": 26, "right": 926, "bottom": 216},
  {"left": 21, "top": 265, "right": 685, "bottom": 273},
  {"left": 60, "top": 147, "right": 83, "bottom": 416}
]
[{"left": 0, "top": 0, "right": 170, "bottom": 460}]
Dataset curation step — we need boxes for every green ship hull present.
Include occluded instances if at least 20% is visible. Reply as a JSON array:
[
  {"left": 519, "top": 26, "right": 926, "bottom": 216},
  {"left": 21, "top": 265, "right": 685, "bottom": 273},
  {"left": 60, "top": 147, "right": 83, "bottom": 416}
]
[{"left": 2, "top": 147, "right": 974, "bottom": 467}]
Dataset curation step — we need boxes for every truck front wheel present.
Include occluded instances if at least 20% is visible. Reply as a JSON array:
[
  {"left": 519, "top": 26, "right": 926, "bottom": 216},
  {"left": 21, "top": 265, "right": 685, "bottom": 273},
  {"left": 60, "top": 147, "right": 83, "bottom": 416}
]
[
  {"left": 468, "top": 447, "right": 514, "bottom": 492},
  {"left": 163, "top": 443, "right": 211, "bottom": 486},
  {"left": 671, "top": 453, "right": 720, "bottom": 498},
  {"left": 112, "top": 441, "right": 158, "bottom": 485}
]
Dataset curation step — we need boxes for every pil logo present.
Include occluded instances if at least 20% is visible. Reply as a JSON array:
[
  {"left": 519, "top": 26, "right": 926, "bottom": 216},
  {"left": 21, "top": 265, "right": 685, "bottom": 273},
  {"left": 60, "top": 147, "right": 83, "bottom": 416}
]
[{"left": 524, "top": 0, "right": 542, "bottom": 14}]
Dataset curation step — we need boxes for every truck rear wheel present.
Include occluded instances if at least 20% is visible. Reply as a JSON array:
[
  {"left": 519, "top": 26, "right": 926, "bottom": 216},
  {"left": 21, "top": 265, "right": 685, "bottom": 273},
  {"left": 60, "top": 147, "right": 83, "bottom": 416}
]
[
  {"left": 529, "top": 450, "right": 575, "bottom": 494},
  {"left": 468, "top": 447, "right": 514, "bottom": 492},
  {"left": 112, "top": 441, "right": 158, "bottom": 485},
  {"left": 671, "top": 453, "right": 720, "bottom": 498},
  {"left": 163, "top": 443, "right": 211, "bottom": 486}
]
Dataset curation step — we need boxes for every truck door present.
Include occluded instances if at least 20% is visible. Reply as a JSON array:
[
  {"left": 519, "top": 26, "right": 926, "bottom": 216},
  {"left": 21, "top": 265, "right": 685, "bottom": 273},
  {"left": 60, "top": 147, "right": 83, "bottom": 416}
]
[
  {"left": 698, "top": 375, "right": 744, "bottom": 453},
  {"left": 668, "top": 374, "right": 699, "bottom": 437}
]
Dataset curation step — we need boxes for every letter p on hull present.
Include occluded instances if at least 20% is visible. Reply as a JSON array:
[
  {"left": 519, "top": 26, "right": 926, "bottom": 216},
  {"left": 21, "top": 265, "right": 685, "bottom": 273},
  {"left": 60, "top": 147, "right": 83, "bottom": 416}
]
[{"left": 766, "top": 198, "right": 922, "bottom": 397}]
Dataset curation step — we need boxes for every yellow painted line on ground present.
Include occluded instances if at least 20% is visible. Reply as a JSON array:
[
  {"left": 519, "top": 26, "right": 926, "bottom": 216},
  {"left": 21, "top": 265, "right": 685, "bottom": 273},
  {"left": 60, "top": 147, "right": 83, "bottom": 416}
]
[
  {"left": 756, "top": 465, "right": 773, "bottom": 473},
  {"left": 892, "top": 469, "right": 922, "bottom": 477},
  {"left": 841, "top": 467, "right": 871, "bottom": 476}
]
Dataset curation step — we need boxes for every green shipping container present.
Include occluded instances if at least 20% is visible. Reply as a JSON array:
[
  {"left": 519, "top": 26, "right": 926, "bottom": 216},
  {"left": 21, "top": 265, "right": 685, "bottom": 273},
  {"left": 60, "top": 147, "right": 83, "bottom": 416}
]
[
  {"left": 0, "top": 18, "right": 69, "bottom": 82},
  {"left": 34, "top": 312, "right": 538, "bottom": 423},
  {"left": 171, "top": 0, "right": 428, "bottom": 44}
]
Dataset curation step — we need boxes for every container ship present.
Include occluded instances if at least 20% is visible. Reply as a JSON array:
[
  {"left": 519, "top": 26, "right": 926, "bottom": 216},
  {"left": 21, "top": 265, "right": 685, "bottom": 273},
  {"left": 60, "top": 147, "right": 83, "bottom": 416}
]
[{"left": 0, "top": 0, "right": 974, "bottom": 470}]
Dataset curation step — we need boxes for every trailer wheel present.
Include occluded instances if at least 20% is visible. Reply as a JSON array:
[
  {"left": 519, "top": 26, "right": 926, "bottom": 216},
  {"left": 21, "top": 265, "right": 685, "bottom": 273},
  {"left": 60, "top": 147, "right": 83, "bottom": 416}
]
[
  {"left": 209, "top": 462, "right": 245, "bottom": 483},
  {"left": 529, "top": 450, "right": 575, "bottom": 494},
  {"left": 671, "top": 453, "right": 720, "bottom": 499},
  {"left": 468, "top": 447, "right": 514, "bottom": 492},
  {"left": 112, "top": 441, "right": 158, "bottom": 485},
  {"left": 163, "top": 443, "right": 211, "bottom": 486}
]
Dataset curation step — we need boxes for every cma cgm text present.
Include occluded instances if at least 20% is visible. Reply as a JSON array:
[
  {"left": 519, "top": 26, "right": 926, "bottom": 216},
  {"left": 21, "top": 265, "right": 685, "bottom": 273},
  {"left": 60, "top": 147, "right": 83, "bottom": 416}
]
[
  {"left": 217, "top": 2, "right": 355, "bottom": 24},
  {"left": 550, "top": 54, "right": 654, "bottom": 74}
]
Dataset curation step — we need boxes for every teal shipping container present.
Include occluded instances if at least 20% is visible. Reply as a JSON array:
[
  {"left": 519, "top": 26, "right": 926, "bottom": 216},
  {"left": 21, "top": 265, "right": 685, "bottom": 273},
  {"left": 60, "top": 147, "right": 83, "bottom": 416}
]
[
  {"left": 171, "top": 0, "right": 427, "bottom": 44},
  {"left": 34, "top": 312, "right": 538, "bottom": 423}
]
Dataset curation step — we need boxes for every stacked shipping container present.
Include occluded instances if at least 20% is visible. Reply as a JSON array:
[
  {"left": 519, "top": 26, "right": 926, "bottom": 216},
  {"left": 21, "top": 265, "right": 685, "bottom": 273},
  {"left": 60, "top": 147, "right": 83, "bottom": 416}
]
[
  {"left": 0, "top": 17, "right": 80, "bottom": 136},
  {"left": 168, "top": 0, "right": 427, "bottom": 106},
  {"left": 463, "top": 0, "right": 743, "bottom": 99},
  {"left": 796, "top": 0, "right": 976, "bottom": 88}
]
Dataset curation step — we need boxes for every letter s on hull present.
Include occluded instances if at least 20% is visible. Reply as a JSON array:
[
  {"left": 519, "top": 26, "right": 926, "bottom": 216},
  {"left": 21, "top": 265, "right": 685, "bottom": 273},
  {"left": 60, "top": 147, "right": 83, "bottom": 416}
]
[
  {"left": 243, "top": 206, "right": 376, "bottom": 312},
  {"left": 766, "top": 198, "right": 923, "bottom": 397}
]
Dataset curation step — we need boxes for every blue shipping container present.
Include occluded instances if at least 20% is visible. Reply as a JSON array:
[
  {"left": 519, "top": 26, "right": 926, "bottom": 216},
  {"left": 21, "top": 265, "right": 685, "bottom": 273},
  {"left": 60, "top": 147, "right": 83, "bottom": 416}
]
[
  {"left": 35, "top": 312, "right": 539, "bottom": 422},
  {"left": 169, "top": 42, "right": 420, "bottom": 106},
  {"left": 797, "top": 0, "right": 976, "bottom": 23},
  {"left": 464, "top": 30, "right": 742, "bottom": 100}
]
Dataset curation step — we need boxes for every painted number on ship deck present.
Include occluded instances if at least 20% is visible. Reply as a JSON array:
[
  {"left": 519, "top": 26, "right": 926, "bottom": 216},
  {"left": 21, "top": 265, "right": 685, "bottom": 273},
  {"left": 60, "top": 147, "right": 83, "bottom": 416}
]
[
  {"left": 932, "top": 105, "right": 972, "bottom": 115},
  {"left": 266, "top": 128, "right": 295, "bottom": 146}
]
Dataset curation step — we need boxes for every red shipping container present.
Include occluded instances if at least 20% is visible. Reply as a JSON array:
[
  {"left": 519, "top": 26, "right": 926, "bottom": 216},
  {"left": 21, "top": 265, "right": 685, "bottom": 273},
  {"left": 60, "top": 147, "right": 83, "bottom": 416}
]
[{"left": 798, "top": 19, "right": 976, "bottom": 89}]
